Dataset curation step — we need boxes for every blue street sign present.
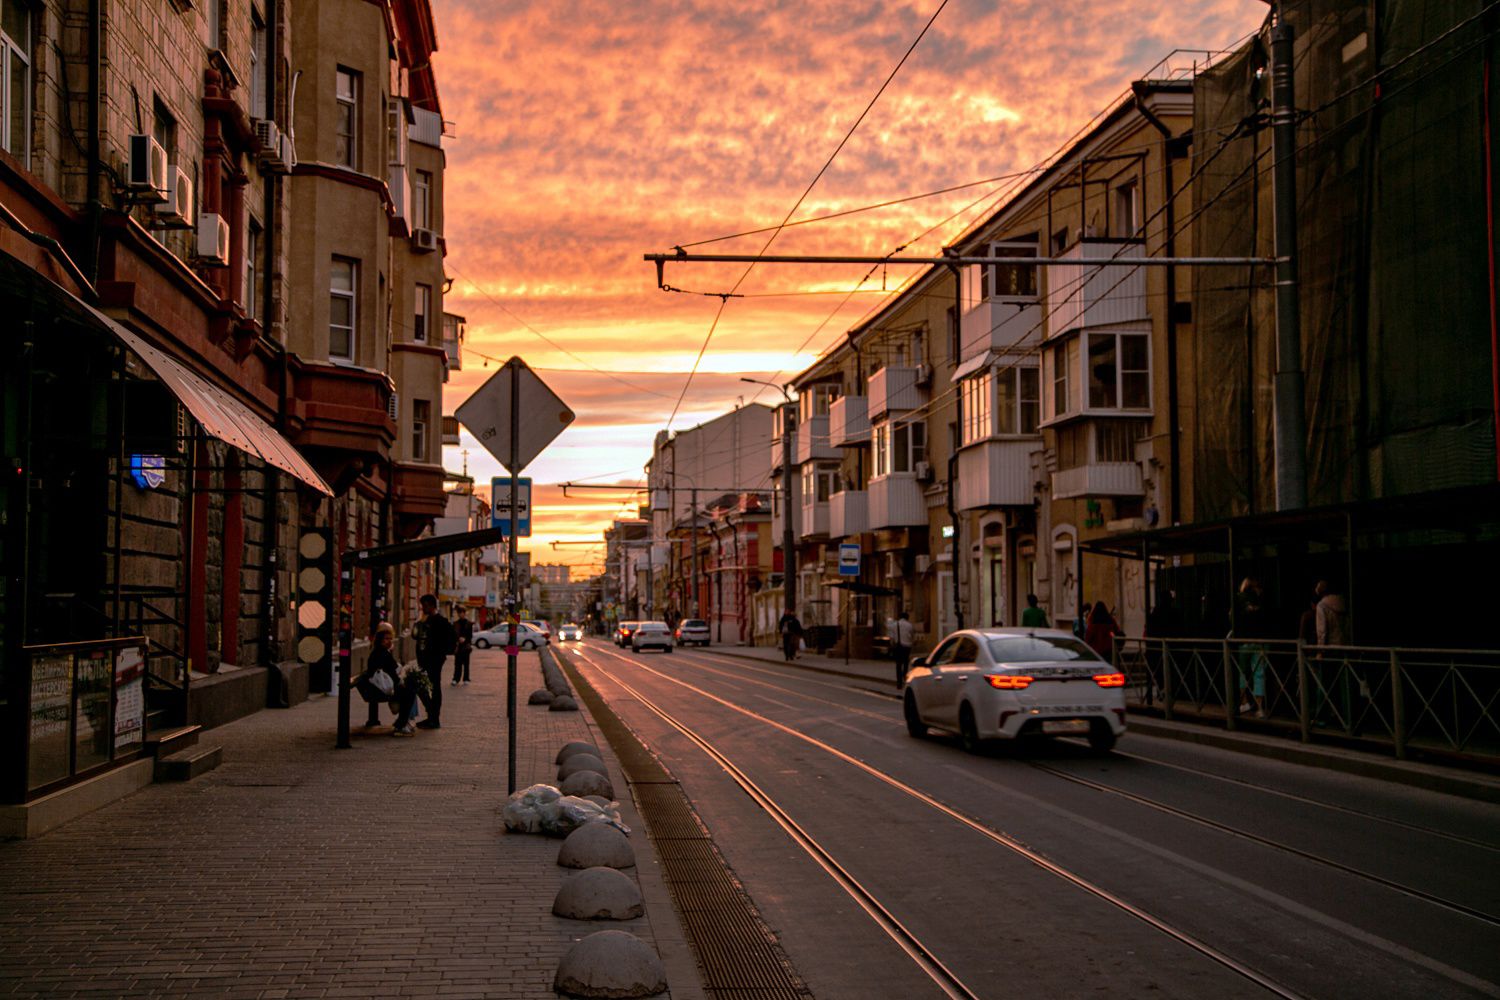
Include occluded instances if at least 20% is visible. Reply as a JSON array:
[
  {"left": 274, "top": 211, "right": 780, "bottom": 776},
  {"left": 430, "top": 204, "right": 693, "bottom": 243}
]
[
  {"left": 491, "top": 476, "right": 532, "bottom": 537},
  {"left": 838, "top": 543, "right": 860, "bottom": 577}
]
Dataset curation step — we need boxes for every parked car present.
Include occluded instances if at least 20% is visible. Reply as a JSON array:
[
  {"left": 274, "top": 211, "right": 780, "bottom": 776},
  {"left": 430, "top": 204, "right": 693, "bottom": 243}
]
[
  {"left": 559, "top": 622, "right": 582, "bottom": 641},
  {"left": 616, "top": 621, "right": 641, "bottom": 647},
  {"left": 631, "top": 622, "right": 674, "bottom": 653},
  {"left": 674, "top": 619, "right": 710, "bottom": 647},
  {"left": 902, "top": 628, "right": 1126, "bottom": 754},
  {"left": 472, "top": 622, "right": 548, "bottom": 650}
]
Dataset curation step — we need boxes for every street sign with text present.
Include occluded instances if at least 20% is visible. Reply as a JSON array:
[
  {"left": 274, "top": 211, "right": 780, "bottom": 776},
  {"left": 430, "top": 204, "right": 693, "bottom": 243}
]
[
  {"left": 838, "top": 543, "right": 860, "bottom": 577},
  {"left": 491, "top": 477, "right": 532, "bottom": 537},
  {"left": 455, "top": 357, "right": 574, "bottom": 473}
]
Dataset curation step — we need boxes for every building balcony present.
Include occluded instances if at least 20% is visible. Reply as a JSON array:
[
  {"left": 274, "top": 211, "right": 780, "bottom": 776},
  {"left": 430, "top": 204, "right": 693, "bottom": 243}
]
[
  {"left": 868, "top": 474, "right": 927, "bottom": 529},
  {"left": 867, "top": 366, "right": 927, "bottom": 420},
  {"left": 1051, "top": 462, "right": 1144, "bottom": 500},
  {"left": 1045, "top": 239, "right": 1147, "bottom": 336},
  {"left": 441, "top": 414, "right": 461, "bottom": 446},
  {"left": 795, "top": 414, "right": 839, "bottom": 464},
  {"left": 829, "top": 396, "right": 869, "bottom": 447},
  {"left": 960, "top": 297, "right": 1042, "bottom": 362},
  {"left": 391, "top": 461, "right": 447, "bottom": 538},
  {"left": 955, "top": 438, "right": 1040, "bottom": 510},
  {"left": 286, "top": 359, "right": 397, "bottom": 491},
  {"left": 799, "top": 500, "right": 830, "bottom": 540},
  {"left": 829, "top": 490, "right": 867, "bottom": 538}
]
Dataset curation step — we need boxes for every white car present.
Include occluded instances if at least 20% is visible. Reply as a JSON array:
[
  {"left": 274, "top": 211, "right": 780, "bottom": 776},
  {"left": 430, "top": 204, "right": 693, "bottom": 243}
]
[
  {"left": 631, "top": 622, "right": 674, "bottom": 653},
  {"left": 674, "top": 619, "right": 710, "bottom": 647},
  {"left": 903, "top": 628, "right": 1126, "bottom": 754},
  {"left": 559, "top": 623, "right": 583, "bottom": 641},
  {"left": 524, "top": 620, "right": 552, "bottom": 640},
  {"left": 472, "top": 622, "right": 548, "bottom": 650}
]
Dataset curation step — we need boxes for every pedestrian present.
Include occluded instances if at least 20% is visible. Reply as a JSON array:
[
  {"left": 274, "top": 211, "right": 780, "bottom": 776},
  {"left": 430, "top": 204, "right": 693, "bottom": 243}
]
[
  {"left": 1020, "top": 593, "right": 1049, "bottom": 628},
  {"left": 777, "top": 606, "right": 802, "bottom": 662},
  {"left": 890, "top": 610, "right": 914, "bottom": 689},
  {"left": 356, "top": 623, "right": 402, "bottom": 728},
  {"left": 1233, "top": 577, "right": 1270, "bottom": 717},
  {"left": 413, "top": 594, "right": 455, "bottom": 729},
  {"left": 1084, "top": 601, "right": 1118, "bottom": 663},
  {"left": 1143, "top": 591, "right": 1180, "bottom": 707},
  {"left": 1314, "top": 580, "right": 1349, "bottom": 646},
  {"left": 451, "top": 607, "right": 473, "bottom": 685}
]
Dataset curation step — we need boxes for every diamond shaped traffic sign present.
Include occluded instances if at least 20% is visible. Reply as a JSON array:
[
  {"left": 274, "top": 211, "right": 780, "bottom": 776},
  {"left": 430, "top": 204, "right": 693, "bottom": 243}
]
[{"left": 455, "top": 357, "right": 575, "bottom": 473}]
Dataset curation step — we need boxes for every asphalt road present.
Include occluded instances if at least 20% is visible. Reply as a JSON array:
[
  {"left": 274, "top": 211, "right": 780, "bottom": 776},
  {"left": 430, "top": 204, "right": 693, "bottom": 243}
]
[{"left": 566, "top": 637, "right": 1500, "bottom": 1000}]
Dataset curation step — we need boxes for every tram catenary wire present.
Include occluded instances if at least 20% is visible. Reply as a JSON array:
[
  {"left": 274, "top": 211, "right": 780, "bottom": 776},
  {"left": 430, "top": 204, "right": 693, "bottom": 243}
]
[{"left": 570, "top": 641, "right": 1306, "bottom": 1000}]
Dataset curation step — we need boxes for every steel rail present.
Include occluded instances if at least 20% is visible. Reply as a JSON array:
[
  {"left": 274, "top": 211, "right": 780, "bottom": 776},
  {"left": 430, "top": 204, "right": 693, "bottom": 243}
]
[
  {"left": 574, "top": 641, "right": 1305, "bottom": 1000},
  {"left": 570, "top": 645, "right": 981, "bottom": 1000}
]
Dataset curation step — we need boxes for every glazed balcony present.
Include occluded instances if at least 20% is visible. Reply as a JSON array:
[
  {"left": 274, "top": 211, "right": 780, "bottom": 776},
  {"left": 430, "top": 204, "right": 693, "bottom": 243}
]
[
  {"left": 829, "top": 395, "right": 869, "bottom": 447},
  {"left": 829, "top": 490, "right": 867, "bottom": 538}
]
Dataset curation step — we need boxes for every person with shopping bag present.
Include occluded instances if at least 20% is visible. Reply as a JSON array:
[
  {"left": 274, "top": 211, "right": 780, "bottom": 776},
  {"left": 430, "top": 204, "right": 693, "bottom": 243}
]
[{"left": 355, "top": 623, "right": 401, "bottom": 728}]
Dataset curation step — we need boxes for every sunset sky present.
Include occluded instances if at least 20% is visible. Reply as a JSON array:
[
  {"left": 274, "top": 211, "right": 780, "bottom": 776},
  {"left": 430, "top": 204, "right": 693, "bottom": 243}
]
[{"left": 432, "top": 0, "right": 1267, "bottom": 575}]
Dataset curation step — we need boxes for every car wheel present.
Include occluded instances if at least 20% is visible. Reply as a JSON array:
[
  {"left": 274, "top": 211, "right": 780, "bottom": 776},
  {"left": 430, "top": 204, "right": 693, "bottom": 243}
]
[
  {"left": 904, "top": 692, "right": 927, "bottom": 738},
  {"left": 959, "top": 703, "right": 982, "bottom": 754},
  {"left": 475, "top": 639, "right": 490, "bottom": 649},
  {"left": 522, "top": 640, "right": 536, "bottom": 651},
  {"left": 1087, "top": 724, "right": 1117, "bottom": 755}
]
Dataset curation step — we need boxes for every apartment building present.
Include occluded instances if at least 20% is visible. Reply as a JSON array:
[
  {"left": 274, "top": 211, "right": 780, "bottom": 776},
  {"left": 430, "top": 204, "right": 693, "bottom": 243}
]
[{"left": 0, "top": 0, "right": 455, "bottom": 805}]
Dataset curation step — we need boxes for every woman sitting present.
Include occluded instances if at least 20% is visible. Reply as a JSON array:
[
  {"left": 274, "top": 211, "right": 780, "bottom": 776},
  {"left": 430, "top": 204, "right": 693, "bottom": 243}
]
[{"left": 356, "top": 623, "right": 402, "bottom": 728}]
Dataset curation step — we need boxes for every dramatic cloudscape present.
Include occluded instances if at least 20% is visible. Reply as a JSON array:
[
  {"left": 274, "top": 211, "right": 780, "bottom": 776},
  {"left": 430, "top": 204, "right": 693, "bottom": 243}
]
[{"left": 433, "top": 0, "right": 1266, "bottom": 574}]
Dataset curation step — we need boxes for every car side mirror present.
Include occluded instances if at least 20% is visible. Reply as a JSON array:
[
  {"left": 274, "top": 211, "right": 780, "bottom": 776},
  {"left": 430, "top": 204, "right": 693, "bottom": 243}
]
[{"left": 910, "top": 655, "right": 927, "bottom": 669}]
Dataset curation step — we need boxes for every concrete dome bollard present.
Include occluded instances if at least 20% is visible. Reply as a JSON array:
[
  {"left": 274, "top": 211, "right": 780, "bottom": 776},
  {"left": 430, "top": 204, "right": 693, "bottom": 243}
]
[
  {"left": 558, "top": 753, "right": 607, "bottom": 781},
  {"left": 528, "top": 688, "right": 555, "bottom": 705},
  {"left": 558, "top": 822, "right": 636, "bottom": 870},
  {"left": 560, "top": 770, "right": 614, "bottom": 799},
  {"left": 552, "top": 867, "right": 643, "bottom": 920},
  {"left": 583, "top": 795, "right": 613, "bottom": 809},
  {"left": 553, "top": 930, "right": 666, "bottom": 999},
  {"left": 556, "top": 741, "right": 600, "bottom": 763},
  {"left": 549, "top": 695, "right": 579, "bottom": 712}
]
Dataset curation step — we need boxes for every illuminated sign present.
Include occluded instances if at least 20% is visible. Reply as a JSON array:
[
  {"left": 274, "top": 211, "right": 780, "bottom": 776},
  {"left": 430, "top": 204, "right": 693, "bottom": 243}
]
[{"left": 130, "top": 454, "right": 166, "bottom": 490}]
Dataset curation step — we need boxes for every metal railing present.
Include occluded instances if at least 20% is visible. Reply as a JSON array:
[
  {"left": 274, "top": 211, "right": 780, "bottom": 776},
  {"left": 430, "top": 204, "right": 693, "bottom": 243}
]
[{"left": 1114, "top": 637, "right": 1500, "bottom": 767}]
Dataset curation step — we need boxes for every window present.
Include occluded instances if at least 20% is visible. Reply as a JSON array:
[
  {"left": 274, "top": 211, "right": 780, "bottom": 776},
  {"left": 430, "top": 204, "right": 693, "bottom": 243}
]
[
  {"left": 411, "top": 399, "right": 430, "bottom": 462},
  {"left": 412, "top": 169, "right": 432, "bottom": 229},
  {"left": 204, "top": 0, "right": 225, "bottom": 49},
  {"left": 799, "top": 382, "right": 840, "bottom": 422},
  {"left": 1, "top": 0, "right": 30, "bottom": 162},
  {"left": 961, "top": 373, "right": 992, "bottom": 445},
  {"left": 250, "top": 10, "right": 268, "bottom": 120},
  {"left": 1113, "top": 181, "right": 1139, "bottom": 239},
  {"left": 987, "top": 635, "right": 1094, "bottom": 663},
  {"left": 1087, "top": 332, "right": 1149, "bottom": 411},
  {"left": 329, "top": 257, "right": 357, "bottom": 360},
  {"left": 413, "top": 282, "right": 431, "bottom": 341},
  {"left": 874, "top": 422, "right": 889, "bottom": 477},
  {"left": 335, "top": 67, "right": 359, "bottom": 168},
  {"left": 951, "top": 637, "right": 980, "bottom": 663},
  {"left": 1018, "top": 367, "right": 1040, "bottom": 434},
  {"left": 800, "top": 463, "right": 838, "bottom": 504},
  {"left": 988, "top": 239, "right": 1037, "bottom": 299},
  {"left": 244, "top": 221, "right": 261, "bottom": 318},
  {"left": 1048, "top": 340, "right": 1072, "bottom": 420},
  {"left": 893, "top": 420, "right": 925, "bottom": 474},
  {"left": 947, "top": 305, "right": 959, "bottom": 363},
  {"left": 152, "top": 97, "right": 176, "bottom": 164},
  {"left": 1057, "top": 424, "right": 1087, "bottom": 470},
  {"left": 1051, "top": 227, "right": 1069, "bottom": 256},
  {"left": 1095, "top": 420, "right": 1144, "bottom": 463}
]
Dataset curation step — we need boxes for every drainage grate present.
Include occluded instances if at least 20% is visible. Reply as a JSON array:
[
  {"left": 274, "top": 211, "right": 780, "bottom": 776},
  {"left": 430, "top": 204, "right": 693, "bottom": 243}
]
[
  {"left": 394, "top": 782, "right": 477, "bottom": 794},
  {"left": 559, "top": 651, "right": 812, "bottom": 1000}
]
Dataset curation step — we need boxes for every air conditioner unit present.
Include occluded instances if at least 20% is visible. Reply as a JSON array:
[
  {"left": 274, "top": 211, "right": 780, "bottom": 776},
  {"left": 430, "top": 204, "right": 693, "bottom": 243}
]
[
  {"left": 279, "top": 132, "right": 297, "bottom": 171},
  {"left": 411, "top": 228, "right": 438, "bottom": 253},
  {"left": 194, "top": 212, "right": 230, "bottom": 267},
  {"left": 127, "top": 135, "right": 169, "bottom": 201},
  {"left": 153, "top": 167, "right": 193, "bottom": 227},
  {"left": 252, "top": 118, "right": 280, "bottom": 157},
  {"left": 386, "top": 392, "right": 399, "bottom": 422},
  {"left": 914, "top": 363, "right": 932, "bottom": 387},
  {"left": 914, "top": 460, "right": 934, "bottom": 482}
]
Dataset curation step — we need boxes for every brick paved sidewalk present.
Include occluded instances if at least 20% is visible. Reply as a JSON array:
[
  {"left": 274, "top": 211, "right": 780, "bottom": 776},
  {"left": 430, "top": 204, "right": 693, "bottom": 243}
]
[{"left": 0, "top": 648, "right": 697, "bottom": 999}]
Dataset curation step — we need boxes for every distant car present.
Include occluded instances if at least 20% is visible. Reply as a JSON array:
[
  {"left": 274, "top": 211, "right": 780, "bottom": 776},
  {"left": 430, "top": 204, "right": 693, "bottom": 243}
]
[
  {"left": 903, "top": 628, "right": 1126, "bottom": 754},
  {"left": 616, "top": 621, "right": 641, "bottom": 647},
  {"left": 631, "top": 621, "right": 673, "bottom": 653},
  {"left": 559, "top": 623, "right": 582, "bottom": 641},
  {"left": 472, "top": 622, "right": 548, "bottom": 651},
  {"left": 674, "top": 619, "right": 710, "bottom": 647}
]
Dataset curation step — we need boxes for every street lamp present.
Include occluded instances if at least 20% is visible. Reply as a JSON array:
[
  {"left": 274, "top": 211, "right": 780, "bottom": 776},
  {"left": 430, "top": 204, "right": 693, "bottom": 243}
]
[{"left": 741, "top": 377, "right": 796, "bottom": 618}]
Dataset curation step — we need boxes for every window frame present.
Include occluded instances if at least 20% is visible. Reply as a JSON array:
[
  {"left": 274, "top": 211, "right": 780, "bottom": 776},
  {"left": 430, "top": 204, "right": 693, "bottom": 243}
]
[
  {"left": 411, "top": 398, "right": 430, "bottom": 463},
  {"left": 413, "top": 282, "right": 431, "bottom": 342},
  {"left": 244, "top": 220, "right": 261, "bottom": 319},
  {"left": 329, "top": 256, "right": 358, "bottom": 361},
  {"left": 334, "top": 67, "right": 359, "bottom": 168},
  {"left": 877, "top": 419, "right": 926, "bottom": 475},
  {"left": 249, "top": 8, "right": 268, "bottom": 120},
  {"left": 412, "top": 168, "right": 432, "bottom": 230},
  {"left": 1, "top": 0, "right": 31, "bottom": 164}
]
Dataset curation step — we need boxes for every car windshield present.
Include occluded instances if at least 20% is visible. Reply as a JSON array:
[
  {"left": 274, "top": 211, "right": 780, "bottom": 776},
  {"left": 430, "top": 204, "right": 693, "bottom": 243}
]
[{"left": 986, "top": 635, "right": 1099, "bottom": 663}]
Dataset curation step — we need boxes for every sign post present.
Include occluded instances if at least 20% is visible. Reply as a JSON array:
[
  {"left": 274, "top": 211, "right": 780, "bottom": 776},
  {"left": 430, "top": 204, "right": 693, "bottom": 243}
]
[{"left": 456, "top": 357, "right": 574, "bottom": 794}]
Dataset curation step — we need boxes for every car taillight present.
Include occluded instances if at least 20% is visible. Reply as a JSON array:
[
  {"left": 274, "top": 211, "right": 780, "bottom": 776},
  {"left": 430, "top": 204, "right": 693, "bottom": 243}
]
[
  {"left": 986, "top": 674, "right": 1034, "bottom": 690},
  {"left": 1093, "top": 673, "right": 1126, "bottom": 688}
]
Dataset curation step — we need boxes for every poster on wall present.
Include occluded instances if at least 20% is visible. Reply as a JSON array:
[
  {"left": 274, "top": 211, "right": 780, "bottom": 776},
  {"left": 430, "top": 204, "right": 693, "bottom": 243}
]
[
  {"left": 28, "top": 653, "right": 73, "bottom": 790},
  {"left": 114, "top": 645, "right": 146, "bottom": 751}
]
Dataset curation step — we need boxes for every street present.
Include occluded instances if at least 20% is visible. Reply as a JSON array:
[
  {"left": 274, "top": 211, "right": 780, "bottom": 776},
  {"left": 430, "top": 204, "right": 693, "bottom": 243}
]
[{"left": 564, "top": 638, "right": 1500, "bottom": 1000}]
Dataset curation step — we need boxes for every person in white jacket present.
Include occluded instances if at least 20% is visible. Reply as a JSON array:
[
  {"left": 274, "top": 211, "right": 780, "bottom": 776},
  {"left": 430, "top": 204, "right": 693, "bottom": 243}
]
[{"left": 890, "top": 611, "right": 915, "bottom": 690}]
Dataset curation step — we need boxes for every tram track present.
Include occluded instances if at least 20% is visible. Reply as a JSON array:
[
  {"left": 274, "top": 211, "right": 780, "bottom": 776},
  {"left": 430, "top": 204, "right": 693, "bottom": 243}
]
[{"left": 573, "top": 642, "right": 1306, "bottom": 1000}]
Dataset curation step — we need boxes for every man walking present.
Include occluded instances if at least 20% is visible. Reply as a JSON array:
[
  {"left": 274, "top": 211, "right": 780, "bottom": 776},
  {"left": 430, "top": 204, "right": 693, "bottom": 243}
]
[
  {"left": 777, "top": 607, "right": 802, "bottom": 662},
  {"left": 890, "top": 610, "right": 914, "bottom": 690},
  {"left": 414, "top": 594, "right": 455, "bottom": 729},
  {"left": 452, "top": 607, "right": 473, "bottom": 685},
  {"left": 1020, "top": 594, "right": 1049, "bottom": 628}
]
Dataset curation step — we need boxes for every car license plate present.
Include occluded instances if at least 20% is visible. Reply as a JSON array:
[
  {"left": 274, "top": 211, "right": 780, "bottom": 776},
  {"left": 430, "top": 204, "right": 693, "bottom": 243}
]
[{"left": 1041, "top": 720, "right": 1089, "bottom": 734}]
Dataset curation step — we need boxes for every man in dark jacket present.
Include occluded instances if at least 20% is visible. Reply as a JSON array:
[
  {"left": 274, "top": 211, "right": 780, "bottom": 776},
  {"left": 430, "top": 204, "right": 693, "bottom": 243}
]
[{"left": 414, "top": 594, "right": 456, "bottom": 729}]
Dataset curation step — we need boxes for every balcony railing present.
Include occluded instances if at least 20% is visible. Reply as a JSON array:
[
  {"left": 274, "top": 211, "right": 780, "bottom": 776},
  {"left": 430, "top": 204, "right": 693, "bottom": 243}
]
[
  {"left": 1114, "top": 637, "right": 1500, "bottom": 766},
  {"left": 1051, "top": 462, "right": 1143, "bottom": 500},
  {"left": 868, "top": 474, "right": 926, "bottom": 529},
  {"left": 799, "top": 500, "right": 830, "bottom": 540},
  {"left": 1045, "top": 240, "right": 1147, "bottom": 336},
  {"left": 829, "top": 490, "right": 867, "bottom": 537},
  {"left": 956, "top": 439, "right": 1038, "bottom": 509},
  {"left": 441, "top": 415, "right": 460, "bottom": 446},
  {"left": 960, "top": 298, "right": 1042, "bottom": 362},
  {"left": 795, "top": 415, "right": 839, "bottom": 465},
  {"left": 829, "top": 396, "right": 869, "bottom": 447},
  {"left": 867, "top": 366, "right": 927, "bottom": 420}
]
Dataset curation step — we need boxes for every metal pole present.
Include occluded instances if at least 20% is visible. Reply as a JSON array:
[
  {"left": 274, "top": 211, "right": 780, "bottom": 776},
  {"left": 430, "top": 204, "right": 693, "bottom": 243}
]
[
  {"left": 1270, "top": 15, "right": 1308, "bottom": 511},
  {"left": 782, "top": 400, "right": 796, "bottom": 617},
  {"left": 948, "top": 262, "right": 964, "bottom": 633},
  {"left": 506, "top": 360, "right": 519, "bottom": 794},
  {"left": 690, "top": 487, "right": 699, "bottom": 618},
  {"left": 645, "top": 252, "right": 1279, "bottom": 268}
]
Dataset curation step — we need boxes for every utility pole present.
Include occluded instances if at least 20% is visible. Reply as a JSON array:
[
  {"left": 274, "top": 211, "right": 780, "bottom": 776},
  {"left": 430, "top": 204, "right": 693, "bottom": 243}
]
[
  {"left": 1270, "top": 9, "right": 1308, "bottom": 510},
  {"left": 690, "top": 486, "right": 699, "bottom": 618}
]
